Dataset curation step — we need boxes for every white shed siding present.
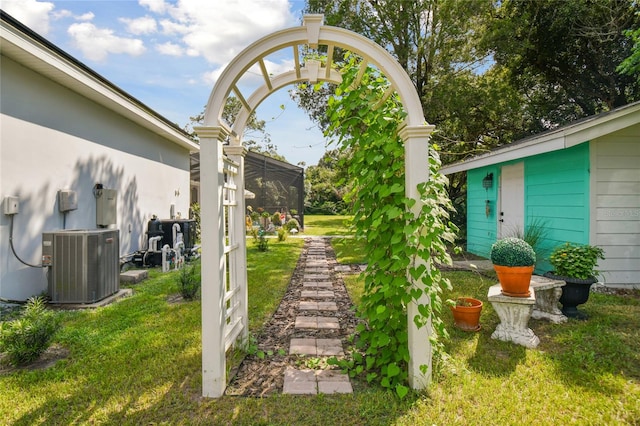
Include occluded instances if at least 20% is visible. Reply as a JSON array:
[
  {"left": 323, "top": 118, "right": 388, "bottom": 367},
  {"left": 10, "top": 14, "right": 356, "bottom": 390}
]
[
  {"left": 1, "top": 55, "right": 192, "bottom": 301},
  {"left": 591, "top": 124, "right": 640, "bottom": 287}
]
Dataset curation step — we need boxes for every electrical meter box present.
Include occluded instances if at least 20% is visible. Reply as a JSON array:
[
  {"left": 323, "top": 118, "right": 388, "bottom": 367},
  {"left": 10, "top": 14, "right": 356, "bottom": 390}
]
[
  {"left": 3, "top": 196, "right": 19, "bottom": 215},
  {"left": 58, "top": 190, "right": 78, "bottom": 212},
  {"left": 96, "top": 188, "right": 117, "bottom": 227}
]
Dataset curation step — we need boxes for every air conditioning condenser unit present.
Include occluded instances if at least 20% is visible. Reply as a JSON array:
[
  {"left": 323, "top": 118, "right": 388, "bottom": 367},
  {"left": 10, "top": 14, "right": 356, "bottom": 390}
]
[{"left": 42, "top": 229, "right": 119, "bottom": 303}]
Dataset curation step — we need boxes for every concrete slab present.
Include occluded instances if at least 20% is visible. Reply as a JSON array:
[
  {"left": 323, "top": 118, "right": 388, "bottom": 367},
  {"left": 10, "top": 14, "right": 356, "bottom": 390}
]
[
  {"left": 48, "top": 288, "right": 133, "bottom": 310},
  {"left": 119, "top": 269, "right": 148, "bottom": 284}
]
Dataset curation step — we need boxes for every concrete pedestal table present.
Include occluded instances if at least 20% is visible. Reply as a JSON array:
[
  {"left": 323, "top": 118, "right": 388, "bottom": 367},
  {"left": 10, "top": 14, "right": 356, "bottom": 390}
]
[
  {"left": 530, "top": 275, "right": 567, "bottom": 323},
  {"left": 488, "top": 284, "right": 539, "bottom": 348}
]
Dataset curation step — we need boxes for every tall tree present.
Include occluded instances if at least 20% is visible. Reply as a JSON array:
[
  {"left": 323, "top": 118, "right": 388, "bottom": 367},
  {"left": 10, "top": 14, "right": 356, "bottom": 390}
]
[
  {"left": 302, "top": 0, "right": 525, "bottom": 232},
  {"left": 304, "top": 148, "right": 352, "bottom": 214},
  {"left": 485, "top": 0, "right": 640, "bottom": 129}
]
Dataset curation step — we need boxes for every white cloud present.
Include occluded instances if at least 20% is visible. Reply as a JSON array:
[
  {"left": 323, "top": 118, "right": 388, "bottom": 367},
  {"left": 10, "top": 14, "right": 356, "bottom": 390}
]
[
  {"left": 1, "top": 0, "right": 54, "bottom": 35},
  {"left": 159, "top": 19, "right": 189, "bottom": 35},
  {"left": 120, "top": 15, "right": 157, "bottom": 35},
  {"left": 76, "top": 12, "right": 95, "bottom": 21},
  {"left": 155, "top": 41, "right": 183, "bottom": 56},
  {"left": 67, "top": 22, "right": 146, "bottom": 62},
  {"left": 51, "top": 10, "right": 94, "bottom": 21},
  {"left": 139, "top": 0, "right": 169, "bottom": 15},
  {"left": 150, "top": 0, "right": 296, "bottom": 65}
]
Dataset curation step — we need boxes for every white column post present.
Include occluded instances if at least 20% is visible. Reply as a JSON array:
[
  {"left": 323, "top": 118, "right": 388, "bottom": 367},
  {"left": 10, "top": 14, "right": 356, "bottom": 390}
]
[
  {"left": 223, "top": 145, "right": 249, "bottom": 344},
  {"left": 399, "top": 124, "right": 435, "bottom": 390},
  {"left": 194, "top": 126, "right": 228, "bottom": 398}
]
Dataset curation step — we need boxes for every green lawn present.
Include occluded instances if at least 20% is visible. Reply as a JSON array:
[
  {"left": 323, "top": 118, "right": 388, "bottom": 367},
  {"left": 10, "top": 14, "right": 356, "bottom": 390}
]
[
  {"left": 302, "top": 214, "right": 354, "bottom": 236},
  {"left": 2, "top": 216, "right": 639, "bottom": 425}
]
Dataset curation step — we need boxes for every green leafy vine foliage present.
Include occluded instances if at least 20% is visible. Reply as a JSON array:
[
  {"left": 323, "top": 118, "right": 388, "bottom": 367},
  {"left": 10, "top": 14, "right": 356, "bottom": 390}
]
[{"left": 324, "top": 54, "right": 458, "bottom": 397}]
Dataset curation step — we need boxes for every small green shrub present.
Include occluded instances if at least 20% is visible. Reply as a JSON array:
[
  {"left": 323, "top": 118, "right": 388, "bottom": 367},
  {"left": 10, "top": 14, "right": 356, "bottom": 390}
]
[
  {"left": 548, "top": 242, "right": 605, "bottom": 279},
  {"left": 189, "top": 202, "right": 201, "bottom": 243},
  {"left": 0, "top": 296, "right": 61, "bottom": 366},
  {"left": 284, "top": 218, "right": 300, "bottom": 232},
  {"left": 256, "top": 229, "right": 269, "bottom": 251},
  {"left": 277, "top": 227, "right": 288, "bottom": 241},
  {"left": 272, "top": 212, "right": 282, "bottom": 226},
  {"left": 177, "top": 261, "right": 201, "bottom": 300},
  {"left": 490, "top": 237, "right": 536, "bottom": 267}
]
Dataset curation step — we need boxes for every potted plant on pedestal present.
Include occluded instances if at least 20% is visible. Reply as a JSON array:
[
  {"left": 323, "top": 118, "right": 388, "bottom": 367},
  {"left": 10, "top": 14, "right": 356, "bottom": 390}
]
[
  {"left": 449, "top": 297, "right": 483, "bottom": 332},
  {"left": 544, "top": 242, "right": 605, "bottom": 319},
  {"left": 490, "top": 237, "right": 536, "bottom": 297}
]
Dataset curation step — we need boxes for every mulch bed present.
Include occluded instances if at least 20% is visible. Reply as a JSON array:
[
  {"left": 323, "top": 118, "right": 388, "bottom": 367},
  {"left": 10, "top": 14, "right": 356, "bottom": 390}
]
[{"left": 224, "top": 237, "right": 363, "bottom": 396}]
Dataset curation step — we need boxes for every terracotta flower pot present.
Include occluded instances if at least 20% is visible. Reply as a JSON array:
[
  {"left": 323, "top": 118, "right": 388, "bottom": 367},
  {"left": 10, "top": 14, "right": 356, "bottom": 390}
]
[
  {"left": 449, "top": 297, "right": 483, "bottom": 332},
  {"left": 493, "top": 264, "right": 534, "bottom": 297}
]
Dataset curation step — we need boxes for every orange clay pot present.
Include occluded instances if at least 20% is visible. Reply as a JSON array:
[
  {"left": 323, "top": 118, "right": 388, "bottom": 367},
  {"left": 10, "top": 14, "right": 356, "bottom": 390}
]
[
  {"left": 449, "top": 297, "right": 483, "bottom": 332},
  {"left": 493, "top": 264, "right": 534, "bottom": 297}
]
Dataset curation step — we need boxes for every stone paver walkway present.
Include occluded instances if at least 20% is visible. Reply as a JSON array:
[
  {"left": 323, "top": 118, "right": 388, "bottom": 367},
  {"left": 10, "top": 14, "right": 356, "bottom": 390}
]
[{"left": 282, "top": 237, "right": 354, "bottom": 395}]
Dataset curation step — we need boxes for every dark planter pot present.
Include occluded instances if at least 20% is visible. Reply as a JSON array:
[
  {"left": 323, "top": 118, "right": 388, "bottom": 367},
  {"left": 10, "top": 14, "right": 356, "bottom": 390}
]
[{"left": 543, "top": 272, "right": 597, "bottom": 319}]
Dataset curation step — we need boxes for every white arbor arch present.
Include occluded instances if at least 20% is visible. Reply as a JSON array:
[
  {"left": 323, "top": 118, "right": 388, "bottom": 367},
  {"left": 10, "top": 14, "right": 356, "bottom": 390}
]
[{"left": 195, "top": 15, "right": 435, "bottom": 398}]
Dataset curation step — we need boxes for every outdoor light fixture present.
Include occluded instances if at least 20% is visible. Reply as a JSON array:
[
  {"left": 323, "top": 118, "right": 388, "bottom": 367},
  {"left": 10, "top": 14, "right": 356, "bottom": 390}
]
[
  {"left": 482, "top": 173, "right": 494, "bottom": 189},
  {"left": 483, "top": 173, "right": 493, "bottom": 218}
]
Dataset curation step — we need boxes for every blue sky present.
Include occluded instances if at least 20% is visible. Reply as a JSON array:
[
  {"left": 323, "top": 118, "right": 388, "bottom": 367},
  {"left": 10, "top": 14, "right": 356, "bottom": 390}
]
[{"left": 2, "top": 0, "right": 328, "bottom": 166}]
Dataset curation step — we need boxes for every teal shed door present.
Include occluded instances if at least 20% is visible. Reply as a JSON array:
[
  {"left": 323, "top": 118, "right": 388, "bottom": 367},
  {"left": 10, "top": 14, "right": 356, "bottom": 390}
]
[{"left": 499, "top": 163, "right": 524, "bottom": 237}]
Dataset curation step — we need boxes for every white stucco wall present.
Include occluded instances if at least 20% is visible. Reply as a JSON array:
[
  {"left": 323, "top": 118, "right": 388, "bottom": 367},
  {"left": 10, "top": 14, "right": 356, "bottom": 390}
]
[
  {"left": 1, "top": 56, "right": 192, "bottom": 301},
  {"left": 591, "top": 123, "right": 640, "bottom": 287}
]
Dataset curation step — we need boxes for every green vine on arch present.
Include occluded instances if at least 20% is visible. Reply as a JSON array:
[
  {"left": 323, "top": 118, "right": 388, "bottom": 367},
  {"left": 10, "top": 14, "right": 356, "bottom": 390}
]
[{"left": 324, "top": 54, "right": 458, "bottom": 397}]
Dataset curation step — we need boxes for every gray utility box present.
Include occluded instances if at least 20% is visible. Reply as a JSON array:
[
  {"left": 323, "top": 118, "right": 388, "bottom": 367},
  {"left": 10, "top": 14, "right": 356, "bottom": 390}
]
[{"left": 42, "top": 229, "right": 119, "bottom": 303}]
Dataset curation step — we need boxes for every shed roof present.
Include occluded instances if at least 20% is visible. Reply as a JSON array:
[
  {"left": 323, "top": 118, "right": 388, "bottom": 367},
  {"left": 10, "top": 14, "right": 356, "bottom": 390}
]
[
  {"left": 0, "top": 10, "right": 199, "bottom": 153},
  {"left": 440, "top": 101, "right": 640, "bottom": 175}
]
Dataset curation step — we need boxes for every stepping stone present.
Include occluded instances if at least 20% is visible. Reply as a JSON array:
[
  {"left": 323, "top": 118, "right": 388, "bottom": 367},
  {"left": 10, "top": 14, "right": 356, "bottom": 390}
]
[
  {"left": 316, "top": 370, "right": 353, "bottom": 394},
  {"left": 305, "top": 268, "right": 330, "bottom": 273},
  {"left": 299, "top": 301, "right": 338, "bottom": 311},
  {"left": 317, "top": 301, "right": 338, "bottom": 311},
  {"left": 334, "top": 265, "right": 351, "bottom": 272},
  {"left": 316, "top": 338, "right": 343, "bottom": 356},
  {"left": 300, "top": 290, "right": 335, "bottom": 299},
  {"left": 283, "top": 368, "right": 317, "bottom": 395},
  {"left": 290, "top": 338, "right": 317, "bottom": 355},
  {"left": 304, "top": 274, "right": 331, "bottom": 280},
  {"left": 302, "top": 282, "right": 333, "bottom": 289},
  {"left": 295, "top": 316, "right": 318, "bottom": 328},
  {"left": 299, "top": 301, "right": 319, "bottom": 310},
  {"left": 294, "top": 316, "right": 340, "bottom": 329},
  {"left": 290, "top": 338, "right": 344, "bottom": 356},
  {"left": 282, "top": 368, "right": 353, "bottom": 395}
]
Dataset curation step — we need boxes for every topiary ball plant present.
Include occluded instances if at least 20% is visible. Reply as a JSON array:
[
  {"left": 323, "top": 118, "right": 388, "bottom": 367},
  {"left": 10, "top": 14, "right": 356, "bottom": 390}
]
[{"left": 490, "top": 237, "right": 536, "bottom": 267}]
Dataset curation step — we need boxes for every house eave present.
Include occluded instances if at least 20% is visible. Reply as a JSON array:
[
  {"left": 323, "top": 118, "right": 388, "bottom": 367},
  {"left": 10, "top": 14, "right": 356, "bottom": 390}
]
[
  {"left": 441, "top": 101, "right": 640, "bottom": 175},
  {"left": 0, "top": 12, "right": 199, "bottom": 153}
]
